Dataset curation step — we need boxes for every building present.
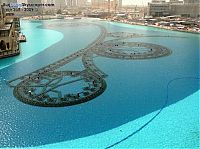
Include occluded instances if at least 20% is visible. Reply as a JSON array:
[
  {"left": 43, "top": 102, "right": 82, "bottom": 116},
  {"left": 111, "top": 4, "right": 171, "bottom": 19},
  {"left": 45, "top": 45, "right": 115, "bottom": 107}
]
[
  {"left": 66, "top": 0, "right": 74, "bottom": 7},
  {"left": 170, "top": 2, "right": 200, "bottom": 17},
  {"left": 169, "top": 0, "right": 183, "bottom": 4},
  {"left": 91, "top": 0, "right": 121, "bottom": 11},
  {"left": 184, "top": 0, "right": 199, "bottom": 4},
  {"left": 118, "top": 0, "right": 122, "bottom": 8},
  {"left": 77, "top": 0, "right": 87, "bottom": 7},
  {"left": 54, "top": 0, "right": 87, "bottom": 8},
  {"left": 54, "top": 0, "right": 67, "bottom": 9},
  {"left": 170, "top": 0, "right": 200, "bottom": 18},
  {"left": 148, "top": 0, "right": 200, "bottom": 18},
  {"left": 0, "top": 5, "right": 20, "bottom": 58},
  {"left": 91, "top": 0, "right": 106, "bottom": 9},
  {"left": 0, "top": 5, "right": 5, "bottom": 27},
  {"left": 148, "top": 0, "right": 170, "bottom": 17}
]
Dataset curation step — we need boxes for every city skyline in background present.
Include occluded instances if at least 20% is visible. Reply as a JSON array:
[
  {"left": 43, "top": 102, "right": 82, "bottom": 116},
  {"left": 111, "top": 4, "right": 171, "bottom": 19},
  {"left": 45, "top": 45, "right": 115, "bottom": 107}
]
[
  {"left": 0, "top": 0, "right": 191, "bottom": 6},
  {"left": 87, "top": 0, "right": 152, "bottom": 5},
  {"left": 100, "top": 0, "right": 152, "bottom": 5},
  {"left": 0, "top": 0, "right": 178, "bottom": 6}
]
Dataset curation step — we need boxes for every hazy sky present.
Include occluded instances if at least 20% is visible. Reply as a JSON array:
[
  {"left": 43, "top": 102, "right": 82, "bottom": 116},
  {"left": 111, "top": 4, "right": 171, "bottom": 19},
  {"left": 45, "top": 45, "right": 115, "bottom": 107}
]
[
  {"left": 88, "top": 0, "right": 171, "bottom": 6},
  {"left": 87, "top": 0, "right": 152, "bottom": 6},
  {"left": 122, "top": 0, "right": 152, "bottom": 5}
]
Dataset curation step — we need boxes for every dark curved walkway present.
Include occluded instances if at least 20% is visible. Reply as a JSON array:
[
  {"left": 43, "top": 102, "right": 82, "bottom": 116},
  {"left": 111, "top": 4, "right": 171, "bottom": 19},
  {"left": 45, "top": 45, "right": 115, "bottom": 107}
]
[{"left": 8, "top": 23, "right": 172, "bottom": 107}]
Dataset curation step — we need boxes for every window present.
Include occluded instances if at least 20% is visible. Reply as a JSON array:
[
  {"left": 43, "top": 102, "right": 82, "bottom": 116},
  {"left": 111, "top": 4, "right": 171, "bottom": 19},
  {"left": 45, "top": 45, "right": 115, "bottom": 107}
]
[{"left": 0, "top": 30, "right": 9, "bottom": 37}]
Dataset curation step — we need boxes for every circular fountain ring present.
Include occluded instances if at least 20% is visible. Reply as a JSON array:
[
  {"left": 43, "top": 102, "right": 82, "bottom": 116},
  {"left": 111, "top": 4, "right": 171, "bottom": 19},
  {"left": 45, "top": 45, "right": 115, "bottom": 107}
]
[
  {"left": 13, "top": 71, "right": 107, "bottom": 107},
  {"left": 94, "top": 41, "right": 172, "bottom": 60}
]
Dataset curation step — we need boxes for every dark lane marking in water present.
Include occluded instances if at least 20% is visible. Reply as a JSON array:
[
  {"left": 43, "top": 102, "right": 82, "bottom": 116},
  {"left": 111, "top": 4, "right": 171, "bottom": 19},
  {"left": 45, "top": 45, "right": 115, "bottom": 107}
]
[{"left": 105, "top": 77, "right": 200, "bottom": 148}]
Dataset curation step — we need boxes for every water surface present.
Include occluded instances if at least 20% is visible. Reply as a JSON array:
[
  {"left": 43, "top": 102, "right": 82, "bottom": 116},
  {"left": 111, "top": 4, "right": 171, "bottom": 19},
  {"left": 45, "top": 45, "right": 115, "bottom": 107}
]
[{"left": 0, "top": 19, "right": 199, "bottom": 148}]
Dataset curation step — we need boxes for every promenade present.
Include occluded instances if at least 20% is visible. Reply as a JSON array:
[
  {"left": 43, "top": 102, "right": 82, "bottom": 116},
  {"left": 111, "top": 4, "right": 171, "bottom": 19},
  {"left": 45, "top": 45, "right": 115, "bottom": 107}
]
[{"left": 111, "top": 20, "right": 200, "bottom": 34}]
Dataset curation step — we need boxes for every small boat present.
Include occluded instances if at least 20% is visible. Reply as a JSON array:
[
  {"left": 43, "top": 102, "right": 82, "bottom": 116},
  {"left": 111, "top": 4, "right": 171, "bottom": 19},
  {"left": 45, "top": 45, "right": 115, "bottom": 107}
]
[{"left": 18, "top": 34, "right": 26, "bottom": 42}]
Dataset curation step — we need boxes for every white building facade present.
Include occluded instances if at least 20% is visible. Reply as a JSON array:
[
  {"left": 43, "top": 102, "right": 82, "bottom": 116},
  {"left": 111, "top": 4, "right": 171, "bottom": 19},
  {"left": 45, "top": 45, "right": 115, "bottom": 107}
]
[
  {"left": 148, "top": 0, "right": 200, "bottom": 18},
  {"left": 148, "top": 0, "right": 170, "bottom": 17}
]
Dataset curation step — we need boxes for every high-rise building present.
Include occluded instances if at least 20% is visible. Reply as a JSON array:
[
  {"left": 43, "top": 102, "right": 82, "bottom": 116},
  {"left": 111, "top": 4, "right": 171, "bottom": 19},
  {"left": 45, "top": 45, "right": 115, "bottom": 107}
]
[
  {"left": 148, "top": 0, "right": 170, "bottom": 17},
  {"left": 66, "top": 0, "right": 77, "bottom": 7},
  {"left": 184, "top": 0, "right": 199, "bottom": 3},
  {"left": 91, "top": 0, "right": 106, "bottom": 9},
  {"left": 91, "top": 0, "right": 122, "bottom": 10},
  {"left": 111, "top": 0, "right": 122, "bottom": 10},
  {"left": 170, "top": 0, "right": 199, "bottom": 17},
  {"left": 118, "top": 0, "right": 122, "bottom": 8},
  {"left": 77, "top": 0, "right": 87, "bottom": 7},
  {"left": 148, "top": 0, "right": 199, "bottom": 17},
  {"left": 54, "top": 0, "right": 66, "bottom": 7}
]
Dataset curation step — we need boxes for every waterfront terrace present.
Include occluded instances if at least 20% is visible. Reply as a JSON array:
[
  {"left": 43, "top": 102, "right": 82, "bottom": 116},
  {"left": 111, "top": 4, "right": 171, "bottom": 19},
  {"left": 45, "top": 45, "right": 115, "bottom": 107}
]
[{"left": 0, "top": 6, "right": 20, "bottom": 59}]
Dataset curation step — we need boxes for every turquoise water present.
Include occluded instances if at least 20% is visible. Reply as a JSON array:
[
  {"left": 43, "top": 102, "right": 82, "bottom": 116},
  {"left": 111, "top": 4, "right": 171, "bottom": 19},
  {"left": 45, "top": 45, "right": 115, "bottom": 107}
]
[
  {"left": 0, "top": 19, "right": 199, "bottom": 148},
  {"left": 0, "top": 20, "right": 63, "bottom": 70},
  {"left": 41, "top": 90, "right": 199, "bottom": 148}
]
